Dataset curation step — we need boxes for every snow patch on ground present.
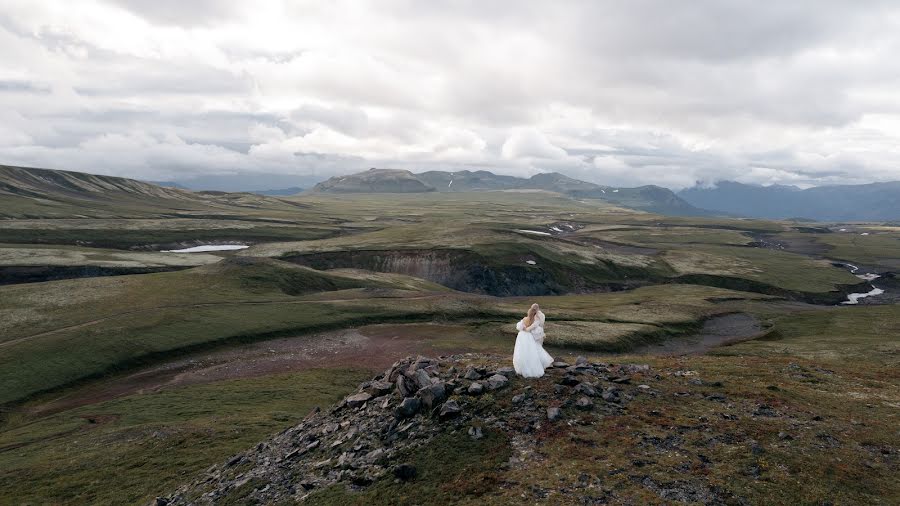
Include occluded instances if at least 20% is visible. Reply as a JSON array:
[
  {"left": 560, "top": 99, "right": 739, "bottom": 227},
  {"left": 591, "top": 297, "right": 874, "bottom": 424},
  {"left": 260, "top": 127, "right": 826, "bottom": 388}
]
[
  {"left": 515, "top": 229, "right": 552, "bottom": 236},
  {"left": 163, "top": 245, "right": 249, "bottom": 253}
]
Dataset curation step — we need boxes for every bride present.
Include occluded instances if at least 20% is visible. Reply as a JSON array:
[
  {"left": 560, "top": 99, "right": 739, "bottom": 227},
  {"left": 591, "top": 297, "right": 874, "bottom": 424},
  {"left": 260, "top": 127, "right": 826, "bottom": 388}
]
[{"left": 513, "top": 303, "right": 554, "bottom": 378}]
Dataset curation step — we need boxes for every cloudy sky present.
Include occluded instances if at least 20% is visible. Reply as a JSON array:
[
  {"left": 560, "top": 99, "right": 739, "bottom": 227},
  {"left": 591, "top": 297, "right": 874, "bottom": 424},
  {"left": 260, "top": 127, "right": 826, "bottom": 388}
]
[{"left": 2, "top": 1, "right": 900, "bottom": 189}]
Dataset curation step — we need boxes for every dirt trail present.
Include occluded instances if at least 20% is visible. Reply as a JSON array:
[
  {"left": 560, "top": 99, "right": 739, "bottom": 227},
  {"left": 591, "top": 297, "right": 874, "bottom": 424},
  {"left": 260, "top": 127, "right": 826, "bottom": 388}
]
[
  {"left": 21, "top": 314, "right": 772, "bottom": 417},
  {"left": 23, "top": 323, "right": 496, "bottom": 418}
]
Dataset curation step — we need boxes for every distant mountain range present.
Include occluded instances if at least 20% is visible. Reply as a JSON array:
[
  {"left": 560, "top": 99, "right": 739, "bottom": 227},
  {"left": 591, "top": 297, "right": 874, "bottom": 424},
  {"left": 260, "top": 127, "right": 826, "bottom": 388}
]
[
  {"left": 312, "top": 168, "right": 708, "bottom": 216},
  {"left": 250, "top": 187, "right": 305, "bottom": 196},
  {"left": 678, "top": 181, "right": 900, "bottom": 221},
  {"left": 6, "top": 164, "right": 899, "bottom": 221}
]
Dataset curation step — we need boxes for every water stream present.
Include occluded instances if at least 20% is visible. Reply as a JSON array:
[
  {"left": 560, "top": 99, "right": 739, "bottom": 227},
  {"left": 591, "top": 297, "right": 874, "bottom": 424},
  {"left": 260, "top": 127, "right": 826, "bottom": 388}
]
[{"left": 839, "top": 263, "right": 885, "bottom": 305}]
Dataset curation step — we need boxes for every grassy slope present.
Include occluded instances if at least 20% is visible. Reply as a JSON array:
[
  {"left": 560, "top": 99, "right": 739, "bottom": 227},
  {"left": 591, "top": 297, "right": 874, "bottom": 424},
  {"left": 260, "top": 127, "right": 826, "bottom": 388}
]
[
  {"left": 0, "top": 369, "right": 371, "bottom": 505},
  {"left": 814, "top": 232, "right": 900, "bottom": 268},
  {"left": 1, "top": 186, "right": 898, "bottom": 504},
  {"left": 0, "top": 259, "right": 453, "bottom": 405},
  {"left": 0, "top": 261, "right": 764, "bottom": 406},
  {"left": 1, "top": 304, "right": 896, "bottom": 505},
  {"left": 0, "top": 243, "right": 223, "bottom": 267},
  {"left": 663, "top": 245, "right": 858, "bottom": 293},
  {"left": 306, "top": 304, "right": 900, "bottom": 505}
]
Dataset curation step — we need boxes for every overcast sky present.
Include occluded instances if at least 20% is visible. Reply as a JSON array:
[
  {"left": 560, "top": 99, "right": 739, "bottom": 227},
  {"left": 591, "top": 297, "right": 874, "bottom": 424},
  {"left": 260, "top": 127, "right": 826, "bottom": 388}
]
[{"left": 2, "top": 1, "right": 900, "bottom": 189}]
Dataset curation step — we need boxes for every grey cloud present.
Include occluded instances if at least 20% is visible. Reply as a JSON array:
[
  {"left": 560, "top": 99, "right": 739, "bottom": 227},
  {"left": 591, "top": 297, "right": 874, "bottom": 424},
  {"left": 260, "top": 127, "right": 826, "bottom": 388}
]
[
  {"left": 0, "top": 80, "right": 50, "bottom": 94},
  {"left": 1, "top": 1, "right": 899, "bottom": 188}
]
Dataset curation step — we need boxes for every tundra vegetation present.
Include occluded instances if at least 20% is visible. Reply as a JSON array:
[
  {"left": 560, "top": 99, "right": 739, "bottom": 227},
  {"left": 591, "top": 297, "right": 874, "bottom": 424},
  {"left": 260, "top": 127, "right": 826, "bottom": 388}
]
[{"left": 0, "top": 167, "right": 897, "bottom": 504}]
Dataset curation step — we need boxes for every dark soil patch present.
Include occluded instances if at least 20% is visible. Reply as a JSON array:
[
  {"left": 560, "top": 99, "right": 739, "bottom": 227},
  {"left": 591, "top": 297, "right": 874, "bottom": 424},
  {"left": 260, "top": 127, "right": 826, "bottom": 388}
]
[
  {"left": 748, "top": 233, "right": 830, "bottom": 257},
  {"left": 0, "top": 265, "right": 189, "bottom": 285},
  {"left": 633, "top": 313, "right": 767, "bottom": 355}
]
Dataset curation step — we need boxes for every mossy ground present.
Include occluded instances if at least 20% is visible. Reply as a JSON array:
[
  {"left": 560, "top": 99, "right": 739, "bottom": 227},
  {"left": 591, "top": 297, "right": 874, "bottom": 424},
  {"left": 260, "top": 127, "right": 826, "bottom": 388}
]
[{"left": 0, "top": 191, "right": 897, "bottom": 504}]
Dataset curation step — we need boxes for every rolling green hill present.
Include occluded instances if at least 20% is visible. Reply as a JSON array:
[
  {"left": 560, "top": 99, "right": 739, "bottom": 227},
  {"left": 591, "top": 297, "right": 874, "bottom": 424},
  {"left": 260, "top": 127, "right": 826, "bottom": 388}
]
[{"left": 0, "top": 165, "right": 309, "bottom": 219}]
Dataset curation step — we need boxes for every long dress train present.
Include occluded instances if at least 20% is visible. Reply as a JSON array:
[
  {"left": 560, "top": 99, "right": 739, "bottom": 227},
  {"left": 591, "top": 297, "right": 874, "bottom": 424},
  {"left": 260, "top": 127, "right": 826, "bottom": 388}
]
[{"left": 513, "top": 317, "right": 554, "bottom": 378}]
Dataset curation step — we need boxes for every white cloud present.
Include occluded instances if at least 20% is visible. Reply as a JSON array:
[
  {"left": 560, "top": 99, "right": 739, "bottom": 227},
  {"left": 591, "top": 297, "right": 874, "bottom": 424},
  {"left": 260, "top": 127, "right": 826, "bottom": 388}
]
[
  {"left": 501, "top": 129, "right": 568, "bottom": 160},
  {"left": 1, "top": 1, "right": 900, "bottom": 188}
]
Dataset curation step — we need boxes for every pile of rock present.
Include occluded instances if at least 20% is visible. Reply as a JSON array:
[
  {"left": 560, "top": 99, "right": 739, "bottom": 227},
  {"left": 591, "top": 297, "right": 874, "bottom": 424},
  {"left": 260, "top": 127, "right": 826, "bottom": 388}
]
[{"left": 160, "top": 353, "right": 652, "bottom": 505}]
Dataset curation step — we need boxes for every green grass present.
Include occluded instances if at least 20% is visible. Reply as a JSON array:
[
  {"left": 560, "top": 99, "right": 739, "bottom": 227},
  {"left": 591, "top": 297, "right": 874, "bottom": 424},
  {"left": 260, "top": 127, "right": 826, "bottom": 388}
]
[
  {"left": 0, "top": 261, "right": 768, "bottom": 407},
  {"left": 816, "top": 232, "right": 900, "bottom": 268},
  {"left": 2, "top": 183, "right": 899, "bottom": 504},
  {"left": 7, "top": 189, "right": 888, "bottom": 301},
  {"left": 0, "top": 225, "right": 336, "bottom": 249},
  {"left": 716, "top": 304, "right": 900, "bottom": 366},
  {"left": 0, "top": 259, "right": 451, "bottom": 405},
  {"left": 598, "top": 226, "right": 752, "bottom": 247},
  {"left": 663, "top": 245, "right": 860, "bottom": 293},
  {"left": 0, "top": 368, "right": 371, "bottom": 505}
]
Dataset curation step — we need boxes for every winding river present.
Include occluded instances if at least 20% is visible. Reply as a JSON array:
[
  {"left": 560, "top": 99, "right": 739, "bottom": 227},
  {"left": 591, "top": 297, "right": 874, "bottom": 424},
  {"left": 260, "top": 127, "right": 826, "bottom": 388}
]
[{"left": 840, "top": 263, "right": 885, "bottom": 305}]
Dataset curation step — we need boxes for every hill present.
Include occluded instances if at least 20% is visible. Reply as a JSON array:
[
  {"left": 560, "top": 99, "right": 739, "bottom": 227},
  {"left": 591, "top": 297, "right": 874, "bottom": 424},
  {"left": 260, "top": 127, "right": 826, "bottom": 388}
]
[
  {"left": 0, "top": 165, "right": 314, "bottom": 220},
  {"left": 161, "top": 349, "right": 900, "bottom": 504},
  {"left": 416, "top": 170, "right": 523, "bottom": 191},
  {"left": 312, "top": 169, "right": 437, "bottom": 193},
  {"left": 312, "top": 168, "right": 709, "bottom": 216},
  {"left": 0, "top": 165, "right": 193, "bottom": 202},
  {"left": 678, "top": 181, "right": 900, "bottom": 221}
]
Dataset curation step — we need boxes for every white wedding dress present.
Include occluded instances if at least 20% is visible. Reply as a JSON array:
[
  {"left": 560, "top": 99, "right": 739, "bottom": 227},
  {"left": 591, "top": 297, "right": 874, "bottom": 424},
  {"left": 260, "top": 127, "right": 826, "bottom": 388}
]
[{"left": 513, "top": 311, "right": 554, "bottom": 378}]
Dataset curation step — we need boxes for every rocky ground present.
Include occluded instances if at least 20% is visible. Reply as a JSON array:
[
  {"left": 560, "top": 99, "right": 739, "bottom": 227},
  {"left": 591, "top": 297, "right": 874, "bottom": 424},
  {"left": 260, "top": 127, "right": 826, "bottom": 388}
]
[
  {"left": 160, "top": 353, "right": 898, "bottom": 505},
  {"left": 161, "top": 354, "right": 653, "bottom": 504}
]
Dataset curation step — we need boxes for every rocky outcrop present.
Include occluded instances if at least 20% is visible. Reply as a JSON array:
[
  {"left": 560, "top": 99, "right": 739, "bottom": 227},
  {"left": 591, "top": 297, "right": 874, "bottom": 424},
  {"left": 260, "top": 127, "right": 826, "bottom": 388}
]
[{"left": 160, "top": 354, "right": 653, "bottom": 504}]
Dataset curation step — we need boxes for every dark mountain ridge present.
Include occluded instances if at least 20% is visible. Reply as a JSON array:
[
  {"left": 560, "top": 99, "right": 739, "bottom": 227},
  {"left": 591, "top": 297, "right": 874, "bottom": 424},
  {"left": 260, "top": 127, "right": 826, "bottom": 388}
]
[{"left": 678, "top": 180, "right": 900, "bottom": 221}]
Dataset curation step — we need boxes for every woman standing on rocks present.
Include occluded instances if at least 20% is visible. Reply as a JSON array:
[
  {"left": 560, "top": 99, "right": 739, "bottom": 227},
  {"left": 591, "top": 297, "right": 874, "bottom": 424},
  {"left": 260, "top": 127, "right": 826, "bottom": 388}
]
[{"left": 513, "top": 303, "right": 554, "bottom": 377}]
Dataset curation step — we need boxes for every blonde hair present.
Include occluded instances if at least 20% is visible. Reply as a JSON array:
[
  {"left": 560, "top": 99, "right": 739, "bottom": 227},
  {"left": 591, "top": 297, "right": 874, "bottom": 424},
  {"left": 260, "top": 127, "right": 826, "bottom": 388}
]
[{"left": 524, "top": 303, "right": 539, "bottom": 327}]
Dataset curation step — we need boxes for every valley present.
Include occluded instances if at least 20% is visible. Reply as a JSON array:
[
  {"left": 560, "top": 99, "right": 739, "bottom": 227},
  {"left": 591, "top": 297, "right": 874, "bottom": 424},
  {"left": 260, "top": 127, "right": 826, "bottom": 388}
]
[{"left": 0, "top": 167, "right": 897, "bottom": 504}]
